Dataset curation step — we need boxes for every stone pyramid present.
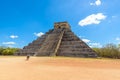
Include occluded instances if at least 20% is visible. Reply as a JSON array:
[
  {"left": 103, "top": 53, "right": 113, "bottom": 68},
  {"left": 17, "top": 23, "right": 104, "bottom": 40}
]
[{"left": 15, "top": 22, "right": 97, "bottom": 57}]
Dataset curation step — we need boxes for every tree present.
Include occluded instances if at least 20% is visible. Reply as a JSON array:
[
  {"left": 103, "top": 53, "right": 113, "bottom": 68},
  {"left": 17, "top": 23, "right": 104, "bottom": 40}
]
[
  {"left": 92, "top": 48, "right": 101, "bottom": 56},
  {"left": 0, "top": 47, "right": 4, "bottom": 55},
  {"left": 1, "top": 47, "right": 19, "bottom": 55},
  {"left": 103, "top": 43, "right": 120, "bottom": 58},
  {"left": 93, "top": 43, "right": 120, "bottom": 59}
]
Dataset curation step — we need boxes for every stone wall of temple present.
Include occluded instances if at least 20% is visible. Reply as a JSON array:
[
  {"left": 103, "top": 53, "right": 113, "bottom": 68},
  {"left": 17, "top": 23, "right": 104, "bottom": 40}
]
[{"left": 35, "top": 28, "right": 64, "bottom": 56}]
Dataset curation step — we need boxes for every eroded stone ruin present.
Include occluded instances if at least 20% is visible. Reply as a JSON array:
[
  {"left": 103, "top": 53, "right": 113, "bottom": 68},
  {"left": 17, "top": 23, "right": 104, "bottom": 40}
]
[{"left": 15, "top": 22, "right": 97, "bottom": 57}]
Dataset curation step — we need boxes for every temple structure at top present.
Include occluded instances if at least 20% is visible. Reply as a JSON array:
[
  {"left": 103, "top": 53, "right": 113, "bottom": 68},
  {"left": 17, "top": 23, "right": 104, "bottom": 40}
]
[{"left": 54, "top": 22, "right": 70, "bottom": 29}]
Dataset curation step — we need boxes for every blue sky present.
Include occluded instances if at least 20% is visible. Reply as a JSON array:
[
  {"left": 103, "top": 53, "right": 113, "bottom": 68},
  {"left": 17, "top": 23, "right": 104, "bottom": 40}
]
[{"left": 0, "top": 0, "right": 120, "bottom": 48}]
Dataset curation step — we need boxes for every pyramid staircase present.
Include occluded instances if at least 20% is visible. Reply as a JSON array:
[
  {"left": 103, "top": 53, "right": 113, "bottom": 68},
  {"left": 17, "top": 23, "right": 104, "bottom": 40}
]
[{"left": 35, "top": 29, "right": 65, "bottom": 56}]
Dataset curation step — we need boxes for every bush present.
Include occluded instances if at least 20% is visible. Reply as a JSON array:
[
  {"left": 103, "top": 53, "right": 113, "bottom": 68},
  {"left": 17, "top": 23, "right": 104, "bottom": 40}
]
[
  {"left": 93, "top": 43, "right": 120, "bottom": 59},
  {"left": 0, "top": 47, "right": 4, "bottom": 55},
  {"left": 0, "top": 47, "right": 19, "bottom": 55}
]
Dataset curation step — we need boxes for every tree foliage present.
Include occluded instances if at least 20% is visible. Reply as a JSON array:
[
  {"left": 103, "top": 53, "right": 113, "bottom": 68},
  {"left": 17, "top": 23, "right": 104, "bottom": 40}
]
[
  {"left": 93, "top": 43, "right": 120, "bottom": 59},
  {"left": 0, "top": 47, "right": 19, "bottom": 55}
]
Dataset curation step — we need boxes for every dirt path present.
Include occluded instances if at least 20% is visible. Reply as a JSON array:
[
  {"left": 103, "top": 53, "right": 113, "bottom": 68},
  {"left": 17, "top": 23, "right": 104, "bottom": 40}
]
[{"left": 0, "top": 56, "right": 120, "bottom": 80}]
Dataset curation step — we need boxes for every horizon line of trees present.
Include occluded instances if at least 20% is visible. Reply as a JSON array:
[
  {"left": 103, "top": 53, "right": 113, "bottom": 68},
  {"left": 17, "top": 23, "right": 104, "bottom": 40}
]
[
  {"left": 0, "top": 47, "right": 19, "bottom": 55},
  {"left": 0, "top": 43, "right": 120, "bottom": 59},
  {"left": 93, "top": 43, "right": 120, "bottom": 59}
]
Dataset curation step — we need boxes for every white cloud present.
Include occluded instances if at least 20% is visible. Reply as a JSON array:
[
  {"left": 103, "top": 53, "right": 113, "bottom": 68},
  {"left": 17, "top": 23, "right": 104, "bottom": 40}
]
[
  {"left": 2, "top": 42, "right": 16, "bottom": 45},
  {"left": 82, "top": 38, "right": 90, "bottom": 43},
  {"left": 116, "top": 37, "right": 120, "bottom": 44},
  {"left": 90, "top": 0, "right": 101, "bottom": 6},
  {"left": 79, "top": 36, "right": 86, "bottom": 38},
  {"left": 79, "top": 36, "right": 102, "bottom": 47},
  {"left": 79, "top": 36, "right": 82, "bottom": 38},
  {"left": 116, "top": 37, "right": 120, "bottom": 41},
  {"left": 7, "top": 45, "right": 14, "bottom": 48},
  {"left": 112, "top": 16, "right": 117, "bottom": 18},
  {"left": 118, "top": 42, "right": 120, "bottom": 44},
  {"left": 10, "top": 35, "right": 18, "bottom": 39},
  {"left": 89, "top": 42, "right": 102, "bottom": 48},
  {"left": 78, "top": 13, "right": 106, "bottom": 26},
  {"left": 34, "top": 32, "right": 44, "bottom": 37}
]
